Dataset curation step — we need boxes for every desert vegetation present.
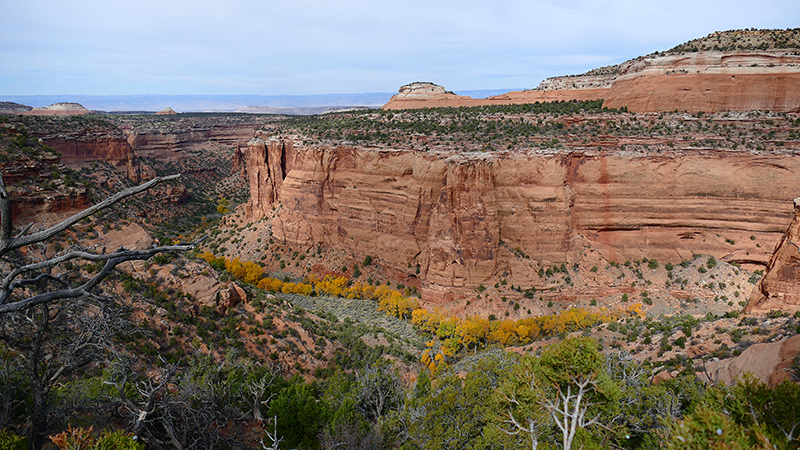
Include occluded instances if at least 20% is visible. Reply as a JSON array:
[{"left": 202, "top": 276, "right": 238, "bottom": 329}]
[{"left": 279, "top": 101, "right": 800, "bottom": 156}]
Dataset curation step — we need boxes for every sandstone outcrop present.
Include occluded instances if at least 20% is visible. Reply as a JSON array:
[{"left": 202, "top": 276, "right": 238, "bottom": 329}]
[
  {"left": 747, "top": 198, "right": 800, "bottom": 314},
  {"left": 701, "top": 334, "right": 800, "bottom": 386},
  {"left": 217, "top": 283, "right": 248, "bottom": 316},
  {"left": 98, "top": 223, "right": 155, "bottom": 251},
  {"left": 231, "top": 143, "right": 247, "bottom": 177},
  {"left": 100, "top": 224, "right": 248, "bottom": 314},
  {"left": 24, "top": 102, "right": 92, "bottom": 116},
  {"left": 242, "top": 138, "right": 800, "bottom": 302},
  {"left": 155, "top": 107, "right": 177, "bottom": 115},
  {"left": 10, "top": 188, "right": 91, "bottom": 223}
]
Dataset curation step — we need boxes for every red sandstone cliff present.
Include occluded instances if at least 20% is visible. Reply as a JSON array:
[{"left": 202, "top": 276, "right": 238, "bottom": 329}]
[
  {"left": 0, "top": 152, "right": 91, "bottom": 224},
  {"left": 125, "top": 125, "right": 255, "bottom": 160},
  {"left": 747, "top": 198, "right": 800, "bottom": 314},
  {"left": 39, "top": 131, "right": 142, "bottom": 182},
  {"left": 243, "top": 138, "right": 800, "bottom": 301},
  {"left": 602, "top": 52, "right": 800, "bottom": 113},
  {"left": 382, "top": 50, "right": 800, "bottom": 113}
]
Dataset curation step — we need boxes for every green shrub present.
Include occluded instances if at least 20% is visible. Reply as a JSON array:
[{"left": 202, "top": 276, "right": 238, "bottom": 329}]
[
  {"left": 95, "top": 430, "right": 145, "bottom": 450},
  {"left": 665, "top": 406, "right": 772, "bottom": 450},
  {"left": 0, "top": 430, "right": 27, "bottom": 450}
]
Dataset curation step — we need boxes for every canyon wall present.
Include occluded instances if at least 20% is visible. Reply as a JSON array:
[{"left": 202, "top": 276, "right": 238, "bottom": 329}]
[
  {"left": 126, "top": 125, "right": 255, "bottom": 159},
  {"left": 747, "top": 197, "right": 800, "bottom": 314},
  {"left": 245, "top": 138, "right": 800, "bottom": 302},
  {"left": 0, "top": 154, "right": 91, "bottom": 223},
  {"left": 37, "top": 129, "right": 143, "bottom": 182},
  {"left": 382, "top": 51, "right": 800, "bottom": 113}
]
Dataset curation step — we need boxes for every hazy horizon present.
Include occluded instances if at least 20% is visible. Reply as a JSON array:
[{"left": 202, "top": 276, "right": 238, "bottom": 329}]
[{"left": 0, "top": 88, "right": 517, "bottom": 112}]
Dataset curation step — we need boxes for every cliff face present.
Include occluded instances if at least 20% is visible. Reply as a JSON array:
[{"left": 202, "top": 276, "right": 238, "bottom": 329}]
[
  {"left": 0, "top": 152, "right": 91, "bottom": 224},
  {"left": 601, "top": 51, "right": 800, "bottom": 113},
  {"left": 245, "top": 139, "right": 800, "bottom": 301},
  {"left": 747, "top": 198, "right": 800, "bottom": 314},
  {"left": 126, "top": 126, "right": 255, "bottom": 159},
  {"left": 40, "top": 133, "right": 142, "bottom": 182},
  {"left": 10, "top": 188, "right": 91, "bottom": 222},
  {"left": 382, "top": 50, "right": 800, "bottom": 113}
]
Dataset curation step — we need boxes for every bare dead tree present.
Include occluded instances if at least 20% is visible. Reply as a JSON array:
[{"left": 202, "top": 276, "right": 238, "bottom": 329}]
[
  {"left": 245, "top": 370, "right": 279, "bottom": 423},
  {"left": 318, "top": 419, "right": 384, "bottom": 450},
  {"left": 261, "top": 415, "right": 284, "bottom": 450},
  {"left": 541, "top": 375, "right": 602, "bottom": 450},
  {"left": 355, "top": 359, "right": 403, "bottom": 425},
  {"left": 105, "top": 354, "right": 179, "bottom": 442},
  {"left": 106, "top": 354, "right": 236, "bottom": 450},
  {"left": 0, "top": 297, "right": 124, "bottom": 449},
  {"left": 0, "top": 172, "right": 199, "bottom": 314},
  {"left": 105, "top": 352, "right": 282, "bottom": 450}
]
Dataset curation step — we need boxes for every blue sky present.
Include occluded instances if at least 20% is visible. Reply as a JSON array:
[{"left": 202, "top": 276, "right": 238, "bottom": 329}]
[{"left": 1, "top": 0, "right": 798, "bottom": 96}]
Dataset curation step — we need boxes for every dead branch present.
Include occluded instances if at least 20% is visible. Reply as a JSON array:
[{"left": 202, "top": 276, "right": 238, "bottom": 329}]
[
  {"left": 0, "top": 172, "right": 180, "bottom": 258},
  {"left": 0, "top": 171, "right": 199, "bottom": 314}
]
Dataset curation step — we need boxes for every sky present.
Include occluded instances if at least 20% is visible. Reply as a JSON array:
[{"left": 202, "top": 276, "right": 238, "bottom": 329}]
[{"left": 1, "top": 0, "right": 799, "bottom": 98}]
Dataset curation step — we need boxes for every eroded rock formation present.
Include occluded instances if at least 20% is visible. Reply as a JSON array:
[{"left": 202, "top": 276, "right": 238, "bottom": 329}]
[
  {"left": 602, "top": 51, "right": 800, "bottom": 113},
  {"left": 243, "top": 138, "right": 800, "bottom": 302},
  {"left": 747, "top": 198, "right": 800, "bottom": 314},
  {"left": 0, "top": 150, "right": 91, "bottom": 223}
]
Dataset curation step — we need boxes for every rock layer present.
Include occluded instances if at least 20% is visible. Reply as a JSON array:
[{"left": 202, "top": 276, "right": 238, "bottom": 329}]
[
  {"left": 602, "top": 52, "right": 800, "bottom": 113},
  {"left": 382, "top": 50, "right": 800, "bottom": 113},
  {"left": 244, "top": 139, "right": 800, "bottom": 302},
  {"left": 126, "top": 126, "right": 254, "bottom": 160}
]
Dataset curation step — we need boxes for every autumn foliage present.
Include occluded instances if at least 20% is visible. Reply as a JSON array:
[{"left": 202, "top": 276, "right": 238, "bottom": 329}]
[
  {"left": 199, "top": 252, "right": 419, "bottom": 317},
  {"left": 415, "top": 305, "right": 640, "bottom": 371},
  {"left": 199, "top": 252, "right": 639, "bottom": 372}
]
